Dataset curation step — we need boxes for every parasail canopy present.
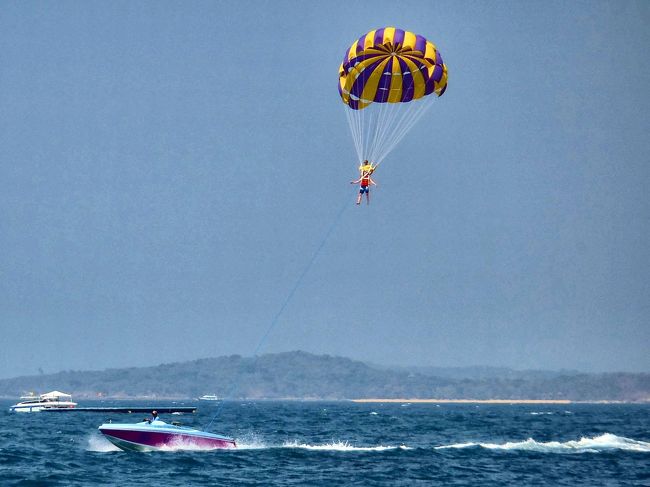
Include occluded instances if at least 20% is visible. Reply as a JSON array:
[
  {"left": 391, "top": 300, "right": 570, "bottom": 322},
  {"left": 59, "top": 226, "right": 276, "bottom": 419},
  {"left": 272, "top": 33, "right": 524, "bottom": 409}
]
[
  {"left": 339, "top": 27, "right": 448, "bottom": 166},
  {"left": 339, "top": 27, "right": 447, "bottom": 110}
]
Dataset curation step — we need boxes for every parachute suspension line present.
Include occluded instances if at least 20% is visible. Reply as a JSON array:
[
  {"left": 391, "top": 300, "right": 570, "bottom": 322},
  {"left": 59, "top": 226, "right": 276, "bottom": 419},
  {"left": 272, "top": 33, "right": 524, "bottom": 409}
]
[
  {"left": 358, "top": 101, "right": 368, "bottom": 162},
  {"left": 370, "top": 103, "right": 396, "bottom": 164},
  {"left": 345, "top": 102, "right": 360, "bottom": 162},
  {"left": 344, "top": 107, "right": 362, "bottom": 162},
  {"left": 204, "top": 198, "right": 351, "bottom": 430},
  {"left": 367, "top": 101, "right": 389, "bottom": 163},
  {"left": 372, "top": 102, "right": 417, "bottom": 164},
  {"left": 356, "top": 103, "right": 365, "bottom": 161},
  {"left": 346, "top": 95, "right": 436, "bottom": 168},
  {"left": 346, "top": 103, "right": 386, "bottom": 165},
  {"left": 357, "top": 109, "right": 367, "bottom": 161},
  {"left": 371, "top": 101, "right": 406, "bottom": 163},
  {"left": 346, "top": 102, "right": 369, "bottom": 164},
  {"left": 377, "top": 97, "right": 435, "bottom": 164}
]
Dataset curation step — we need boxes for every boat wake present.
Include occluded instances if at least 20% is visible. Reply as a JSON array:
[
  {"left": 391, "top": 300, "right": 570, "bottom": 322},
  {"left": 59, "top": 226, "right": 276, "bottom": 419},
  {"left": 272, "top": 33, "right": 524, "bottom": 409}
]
[
  {"left": 281, "top": 440, "right": 410, "bottom": 452},
  {"left": 235, "top": 440, "right": 408, "bottom": 451},
  {"left": 435, "top": 433, "right": 650, "bottom": 453},
  {"left": 230, "top": 432, "right": 409, "bottom": 451}
]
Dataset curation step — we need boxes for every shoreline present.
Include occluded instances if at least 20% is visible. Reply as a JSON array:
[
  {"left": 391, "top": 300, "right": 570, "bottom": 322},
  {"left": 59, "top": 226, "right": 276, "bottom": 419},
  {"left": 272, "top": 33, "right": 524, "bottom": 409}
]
[{"left": 351, "top": 399, "right": 574, "bottom": 404}]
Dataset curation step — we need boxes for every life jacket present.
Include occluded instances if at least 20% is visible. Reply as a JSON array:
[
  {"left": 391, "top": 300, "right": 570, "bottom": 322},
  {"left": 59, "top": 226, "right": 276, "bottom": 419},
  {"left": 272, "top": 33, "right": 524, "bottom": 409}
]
[{"left": 359, "top": 164, "right": 373, "bottom": 186}]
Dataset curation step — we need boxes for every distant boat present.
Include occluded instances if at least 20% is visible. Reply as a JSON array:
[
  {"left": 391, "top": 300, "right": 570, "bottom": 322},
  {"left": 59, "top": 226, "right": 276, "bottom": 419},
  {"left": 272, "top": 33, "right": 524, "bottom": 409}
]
[
  {"left": 9, "top": 391, "right": 77, "bottom": 412},
  {"left": 198, "top": 394, "right": 219, "bottom": 401}
]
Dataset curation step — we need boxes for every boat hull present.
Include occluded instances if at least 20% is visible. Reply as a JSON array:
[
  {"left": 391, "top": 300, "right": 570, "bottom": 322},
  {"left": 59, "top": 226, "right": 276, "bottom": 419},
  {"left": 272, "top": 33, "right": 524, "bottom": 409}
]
[
  {"left": 10, "top": 403, "right": 76, "bottom": 413},
  {"left": 99, "top": 422, "right": 236, "bottom": 451}
]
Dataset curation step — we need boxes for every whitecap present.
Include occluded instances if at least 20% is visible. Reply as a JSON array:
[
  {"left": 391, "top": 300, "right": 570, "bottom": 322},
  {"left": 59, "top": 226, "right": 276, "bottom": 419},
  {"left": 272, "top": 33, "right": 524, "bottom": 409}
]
[
  {"left": 435, "top": 442, "right": 478, "bottom": 450},
  {"left": 435, "top": 433, "right": 650, "bottom": 453}
]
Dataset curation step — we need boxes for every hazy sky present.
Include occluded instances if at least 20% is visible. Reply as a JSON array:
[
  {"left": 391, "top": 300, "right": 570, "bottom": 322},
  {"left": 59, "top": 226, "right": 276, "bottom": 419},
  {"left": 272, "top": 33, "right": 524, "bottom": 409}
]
[{"left": 1, "top": 0, "right": 648, "bottom": 379}]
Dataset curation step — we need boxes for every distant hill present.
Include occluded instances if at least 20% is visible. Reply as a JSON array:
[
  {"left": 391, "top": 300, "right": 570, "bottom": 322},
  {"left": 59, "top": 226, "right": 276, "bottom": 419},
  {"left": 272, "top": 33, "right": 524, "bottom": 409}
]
[
  {"left": 370, "top": 363, "right": 582, "bottom": 381},
  {"left": 0, "top": 351, "right": 648, "bottom": 402}
]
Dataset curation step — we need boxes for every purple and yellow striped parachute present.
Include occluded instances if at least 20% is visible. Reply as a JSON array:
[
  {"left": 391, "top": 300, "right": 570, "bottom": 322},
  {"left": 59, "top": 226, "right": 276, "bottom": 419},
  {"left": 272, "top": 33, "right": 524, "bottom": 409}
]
[
  {"left": 338, "top": 27, "right": 448, "bottom": 111},
  {"left": 339, "top": 27, "right": 448, "bottom": 166}
]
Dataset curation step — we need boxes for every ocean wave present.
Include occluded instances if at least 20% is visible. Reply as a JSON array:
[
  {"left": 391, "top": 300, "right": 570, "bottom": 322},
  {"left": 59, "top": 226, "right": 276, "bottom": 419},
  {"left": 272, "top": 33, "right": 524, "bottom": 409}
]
[{"left": 435, "top": 433, "right": 650, "bottom": 453}]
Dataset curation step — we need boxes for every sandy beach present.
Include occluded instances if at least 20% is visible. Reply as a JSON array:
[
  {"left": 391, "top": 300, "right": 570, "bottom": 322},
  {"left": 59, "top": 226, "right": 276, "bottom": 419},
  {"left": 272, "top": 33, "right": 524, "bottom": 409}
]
[{"left": 352, "top": 399, "right": 573, "bottom": 404}]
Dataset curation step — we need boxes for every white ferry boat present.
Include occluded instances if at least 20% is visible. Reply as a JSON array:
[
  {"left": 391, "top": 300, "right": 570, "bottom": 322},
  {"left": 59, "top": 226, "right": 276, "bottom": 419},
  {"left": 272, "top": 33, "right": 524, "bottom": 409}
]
[{"left": 9, "top": 391, "right": 77, "bottom": 412}]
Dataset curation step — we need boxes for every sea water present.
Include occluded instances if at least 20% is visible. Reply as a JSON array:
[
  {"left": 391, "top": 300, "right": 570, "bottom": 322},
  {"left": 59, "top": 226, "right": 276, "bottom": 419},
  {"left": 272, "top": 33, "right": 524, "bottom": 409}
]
[{"left": 1, "top": 400, "right": 648, "bottom": 485}]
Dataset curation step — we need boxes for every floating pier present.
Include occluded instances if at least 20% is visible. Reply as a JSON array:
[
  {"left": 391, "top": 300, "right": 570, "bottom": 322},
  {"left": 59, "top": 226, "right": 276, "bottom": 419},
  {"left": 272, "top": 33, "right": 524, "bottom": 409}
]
[{"left": 43, "top": 406, "right": 197, "bottom": 414}]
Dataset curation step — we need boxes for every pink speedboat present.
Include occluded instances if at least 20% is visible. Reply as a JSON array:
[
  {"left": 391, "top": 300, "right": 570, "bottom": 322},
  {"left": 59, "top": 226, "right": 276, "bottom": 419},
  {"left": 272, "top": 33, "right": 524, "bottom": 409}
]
[{"left": 99, "top": 419, "right": 236, "bottom": 451}]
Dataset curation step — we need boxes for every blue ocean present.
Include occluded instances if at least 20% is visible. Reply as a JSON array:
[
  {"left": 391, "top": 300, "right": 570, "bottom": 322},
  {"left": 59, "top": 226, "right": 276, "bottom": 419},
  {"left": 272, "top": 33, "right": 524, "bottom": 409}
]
[{"left": 1, "top": 400, "right": 648, "bottom": 486}]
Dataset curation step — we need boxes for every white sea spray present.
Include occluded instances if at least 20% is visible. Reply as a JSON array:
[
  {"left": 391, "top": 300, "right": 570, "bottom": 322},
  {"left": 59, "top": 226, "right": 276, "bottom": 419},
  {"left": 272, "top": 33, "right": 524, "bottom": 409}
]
[{"left": 435, "top": 433, "right": 650, "bottom": 453}]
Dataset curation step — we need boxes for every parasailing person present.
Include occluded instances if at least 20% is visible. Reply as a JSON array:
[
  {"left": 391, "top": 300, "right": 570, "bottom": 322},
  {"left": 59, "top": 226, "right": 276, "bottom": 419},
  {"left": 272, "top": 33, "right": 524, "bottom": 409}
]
[{"left": 350, "top": 160, "right": 377, "bottom": 205}]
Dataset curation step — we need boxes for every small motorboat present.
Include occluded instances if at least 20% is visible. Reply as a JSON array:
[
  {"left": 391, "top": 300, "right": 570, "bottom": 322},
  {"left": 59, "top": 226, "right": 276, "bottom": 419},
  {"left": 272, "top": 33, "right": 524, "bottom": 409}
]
[
  {"left": 98, "top": 419, "right": 236, "bottom": 451},
  {"left": 9, "top": 391, "right": 77, "bottom": 412}
]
